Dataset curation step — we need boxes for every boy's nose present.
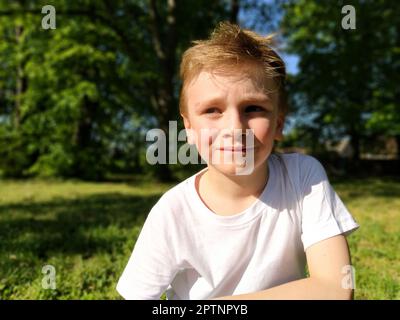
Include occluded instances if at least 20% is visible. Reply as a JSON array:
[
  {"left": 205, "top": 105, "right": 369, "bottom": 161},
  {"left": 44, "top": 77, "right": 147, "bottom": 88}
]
[{"left": 221, "top": 110, "right": 247, "bottom": 138}]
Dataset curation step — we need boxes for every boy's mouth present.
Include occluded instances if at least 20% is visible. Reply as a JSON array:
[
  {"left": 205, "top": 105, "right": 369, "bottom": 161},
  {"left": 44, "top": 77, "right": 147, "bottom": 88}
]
[{"left": 217, "top": 146, "right": 255, "bottom": 152}]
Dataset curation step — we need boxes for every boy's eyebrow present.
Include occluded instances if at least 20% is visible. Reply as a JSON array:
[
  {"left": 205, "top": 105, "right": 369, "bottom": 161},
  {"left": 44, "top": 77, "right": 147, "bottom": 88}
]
[
  {"left": 240, "top": 94, "right": 272, "bottom": 104},
  {"left": 194, "top": 93, "right": 271, "bottom": 109}
]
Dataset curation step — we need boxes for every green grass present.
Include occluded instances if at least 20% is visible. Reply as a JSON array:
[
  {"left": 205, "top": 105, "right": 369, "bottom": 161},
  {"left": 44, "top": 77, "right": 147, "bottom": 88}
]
[
  {"left": 331, "top": 177, "right": 400, "bottom": 300},
  {"left": 0, "top": 177, "right": 399, "bottom": 299},
  {"left": 0, "top": 179, "right": 171, "bottom": 299}
]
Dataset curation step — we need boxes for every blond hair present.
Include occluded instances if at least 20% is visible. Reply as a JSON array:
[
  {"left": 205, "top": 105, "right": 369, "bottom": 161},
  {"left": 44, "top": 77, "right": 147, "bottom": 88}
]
[{"left": 179, "top": 21, "right": 288, "bottom": 116}]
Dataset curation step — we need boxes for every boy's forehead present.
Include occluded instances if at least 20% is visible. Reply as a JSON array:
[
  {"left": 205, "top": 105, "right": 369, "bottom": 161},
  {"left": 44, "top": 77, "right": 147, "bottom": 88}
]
[
  {"left": 187, "top": 69, "right": 275, "bottom": 106},
  {"left": 187, "top": 71, "right": 273, "bottom": 98}
]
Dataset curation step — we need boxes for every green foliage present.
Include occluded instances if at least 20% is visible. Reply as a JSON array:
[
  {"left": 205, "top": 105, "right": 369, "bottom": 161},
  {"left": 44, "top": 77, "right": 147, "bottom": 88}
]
[
  {"left": 0, "top": 0, "right": 232, "bottom": 179},
  {"left": 281, "top": 0, "right": 400, "bottom": 151}
]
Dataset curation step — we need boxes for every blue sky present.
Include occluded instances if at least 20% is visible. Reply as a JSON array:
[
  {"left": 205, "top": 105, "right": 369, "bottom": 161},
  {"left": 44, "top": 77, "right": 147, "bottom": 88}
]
[
  {"left": 281, "top": 53, "right": 299, "bottom": 75},
  {"left": 238, "top": 0, "right": 300, "bottom": 75}
]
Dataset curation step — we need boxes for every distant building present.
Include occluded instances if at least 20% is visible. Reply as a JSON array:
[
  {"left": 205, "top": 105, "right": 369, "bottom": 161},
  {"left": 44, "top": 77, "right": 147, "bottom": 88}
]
[
  {"left": 325, "top": 136, "right": 398, "bottom": 160},
  {"left": 361, "top": 136, "right": 398, "bottom": 160},
  {"left": 325, "top": 137, "right": 354, "bottom": 159}
]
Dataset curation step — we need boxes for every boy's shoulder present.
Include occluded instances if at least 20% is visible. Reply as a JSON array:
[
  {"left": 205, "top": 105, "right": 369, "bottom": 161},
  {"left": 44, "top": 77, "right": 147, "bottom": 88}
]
[
  {"left": 271, "top": 152, "right": 324, "bottom": 172},
  {"left": 150, "top": 170, "right": 199, "bottom": 216},
  {"left": 271, "top": 152, "right": 328, "bottom": 187}
]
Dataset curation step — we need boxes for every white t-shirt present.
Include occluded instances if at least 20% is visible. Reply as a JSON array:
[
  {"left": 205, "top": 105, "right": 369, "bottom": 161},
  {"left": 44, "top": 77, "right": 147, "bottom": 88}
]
[{"left": 116, "top": 152, "right": 359, "bottom": 300}]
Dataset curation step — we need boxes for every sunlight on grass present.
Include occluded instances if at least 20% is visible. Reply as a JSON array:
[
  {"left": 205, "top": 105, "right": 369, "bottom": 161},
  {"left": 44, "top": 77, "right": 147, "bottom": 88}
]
[
  {"left": 0, "top": 179, "right": 172, "bottom": 299},
  {"left": 333, "top": 178, "right": 400, "bottom": 299}
]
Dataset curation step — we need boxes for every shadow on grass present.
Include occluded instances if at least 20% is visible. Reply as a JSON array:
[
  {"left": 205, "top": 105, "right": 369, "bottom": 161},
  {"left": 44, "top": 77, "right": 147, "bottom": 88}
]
[
  {"left": 330, "top": 177, "right": 400, "bottom": 198},
  {"left": 0, "top": 192, "right": 161, "bottom": 261}
]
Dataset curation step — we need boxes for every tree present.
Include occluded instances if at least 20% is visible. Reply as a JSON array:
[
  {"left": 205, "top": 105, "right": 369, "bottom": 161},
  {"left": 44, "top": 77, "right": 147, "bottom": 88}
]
[
  {"left": 0, "top": 0, "right": 239, "bottom": 180},
  {"left": 280, "top": 0, "right": 400, "bottom": 160}
]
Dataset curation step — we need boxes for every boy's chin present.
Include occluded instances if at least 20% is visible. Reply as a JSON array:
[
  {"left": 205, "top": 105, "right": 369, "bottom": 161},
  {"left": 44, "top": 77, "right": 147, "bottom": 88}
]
[{"left": 208, "top": 162, "right": 257, "bottom": 176}]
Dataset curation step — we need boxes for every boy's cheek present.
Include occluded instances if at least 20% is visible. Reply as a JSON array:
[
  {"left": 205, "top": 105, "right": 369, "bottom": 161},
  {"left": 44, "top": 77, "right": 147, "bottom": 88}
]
[
  {"left": 197, "top": 130, "right": 216, "bottom": 153},
  {"left": 189, "top": 128, "right": 219, "bottom": 159},
  {"left": 252, "top": 122, "right": 275, "bottom": 143},
  {"left": 192, "top": 127, "right": 217, "bottom": 141}
]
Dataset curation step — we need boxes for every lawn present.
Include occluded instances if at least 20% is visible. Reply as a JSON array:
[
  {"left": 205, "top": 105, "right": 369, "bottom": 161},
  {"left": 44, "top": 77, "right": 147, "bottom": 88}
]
[{"left": 0, "top": 176, "right": 399, "bottom": 299}]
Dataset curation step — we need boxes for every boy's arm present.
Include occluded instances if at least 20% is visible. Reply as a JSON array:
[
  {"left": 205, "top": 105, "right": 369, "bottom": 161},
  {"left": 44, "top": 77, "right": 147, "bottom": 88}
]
[
  {"left": 213, "top": 234, "right": 354, "bottom": 300},
  {"left": 116, "top": 206, "right": 178, "bottom": 300}
]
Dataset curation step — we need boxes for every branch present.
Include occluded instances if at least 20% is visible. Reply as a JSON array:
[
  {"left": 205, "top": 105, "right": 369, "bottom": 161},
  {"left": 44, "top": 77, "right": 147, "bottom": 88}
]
[
  {"left": 165, "top": 0, "right": 177, "bottom": 63},
  {"left": 148, "top": 0, "right": 165, "bottom": 60}
]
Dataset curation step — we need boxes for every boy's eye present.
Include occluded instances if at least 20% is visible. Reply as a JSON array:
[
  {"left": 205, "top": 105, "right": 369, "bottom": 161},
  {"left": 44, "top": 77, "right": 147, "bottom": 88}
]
[
  {"left": 245, "top": 105, "right": 265, "bottom": 113},
  {"left": 204, "top": 107, "right": 220, "bottom": 114}
]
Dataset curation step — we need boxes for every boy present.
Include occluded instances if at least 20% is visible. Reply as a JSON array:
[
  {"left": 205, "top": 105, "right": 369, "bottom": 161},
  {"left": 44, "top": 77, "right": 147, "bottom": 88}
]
[{"left": 116, "top": 22, "right": 359, "bottom": 300}]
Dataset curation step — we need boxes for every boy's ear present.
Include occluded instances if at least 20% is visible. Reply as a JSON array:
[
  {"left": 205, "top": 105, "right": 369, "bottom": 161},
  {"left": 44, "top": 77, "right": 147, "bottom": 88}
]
[
  {"left": 181, "top": 114, "right": 195, "bottom": 144},
  {"left": 181, "top": 113, "right": 190, "bottom": 129},
  {"left": 274, "top": 113, "right": 285, "bottom": 142}
]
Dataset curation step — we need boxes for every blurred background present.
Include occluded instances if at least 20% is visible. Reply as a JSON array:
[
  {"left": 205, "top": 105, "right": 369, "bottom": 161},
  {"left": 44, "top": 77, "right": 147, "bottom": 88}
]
[{"left": 0, "top": 0, "right": 398, "bottom": 299}]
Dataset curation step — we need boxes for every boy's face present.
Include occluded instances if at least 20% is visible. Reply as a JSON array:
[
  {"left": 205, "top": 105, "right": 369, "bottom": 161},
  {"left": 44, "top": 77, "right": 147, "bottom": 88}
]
[{"left": 181, "top": 65, "right": 284, "bottom": 176}]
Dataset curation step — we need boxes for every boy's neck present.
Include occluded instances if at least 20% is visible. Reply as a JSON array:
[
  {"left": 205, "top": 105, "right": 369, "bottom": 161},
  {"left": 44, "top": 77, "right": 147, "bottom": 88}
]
[{"left": 202, "top": 161, "right": 269, "bottom": 201}]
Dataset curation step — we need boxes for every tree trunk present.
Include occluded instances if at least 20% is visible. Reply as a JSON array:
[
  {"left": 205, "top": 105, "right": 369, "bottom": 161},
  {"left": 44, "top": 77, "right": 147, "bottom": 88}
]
[
  {"left": 74, "top": 95, "right": 94, "bottom": 149},
  {"left": 395, "top": 135, "right": 400, "bottom": 160},
  {"left": 149, "top": 0, "right": 178, "bottom": 182},
  {"left": 73, "top": 95, "right": 97, "bottom": 178},
  {"left": 14, "top": 25, "right": 24, "bottom": 129},
  {"left": 348, "top": 129, "right": 361, "bottom": 177},
  {"left": 230, "top": 0, "right": 239, "bottom": 24}
]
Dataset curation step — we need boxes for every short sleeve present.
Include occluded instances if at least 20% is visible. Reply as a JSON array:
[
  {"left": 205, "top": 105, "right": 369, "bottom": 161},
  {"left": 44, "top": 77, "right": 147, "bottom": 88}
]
[
  {"left": 299, "top": 155, "right": 359, "bottom": 251},
  {"left": 116, "top": 206, "right": 178, "bottom": 299}
]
